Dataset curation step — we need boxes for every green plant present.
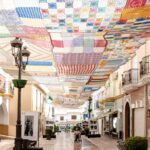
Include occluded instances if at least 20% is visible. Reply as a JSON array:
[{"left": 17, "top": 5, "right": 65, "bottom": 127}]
[
  {"left": 12, "top": 79, "right": 27, "bottom": 88},
  {"left": 84, "top": 127, "right": 90, "bottom": 136},
  {"left": 88, "top": 109, "right": 92, "bottom": 112},
  {"left": 54, "top": 125, "right": 59, "bottom": 133},
  {"left": 125, "top": 136, "right": 147, "bottom": 150},
  {"left": 45, "top": 128, "right": 53, "bottom": 140},
  {"left": 45, "top": 128, "right": 53, "bottom": 136}
]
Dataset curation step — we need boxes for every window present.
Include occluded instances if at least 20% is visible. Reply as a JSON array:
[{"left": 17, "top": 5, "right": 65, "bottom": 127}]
[
  {"left": 71, "top": 115, "right": 77, "bottom": 120},
  {"left": 60, "top": 116, "right": 64, "bottom": 121}
]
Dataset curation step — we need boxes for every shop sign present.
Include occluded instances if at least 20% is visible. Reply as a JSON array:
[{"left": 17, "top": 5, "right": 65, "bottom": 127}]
[{"left": 105, "top": 102, "right": 114, "bottom": 109}]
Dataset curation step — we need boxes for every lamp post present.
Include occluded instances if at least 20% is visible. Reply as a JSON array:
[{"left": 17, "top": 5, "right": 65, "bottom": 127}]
[
  {"left": 88, "top": 96, "right": 92, "bottom": 119},
  {"left": 11, "top": 37, "right": 30, "bottom": 150}
]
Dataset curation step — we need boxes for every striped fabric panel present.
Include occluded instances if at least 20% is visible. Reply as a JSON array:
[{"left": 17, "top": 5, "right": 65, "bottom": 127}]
[
  {"left": 20, "top": 18, "right": 45, "bottom": 27},
  {"left": 22, "top": 26, "right": 50, "bottom": 42},
  {"left": 39, "top": 0, "right": 47, "bottom": 2},
  {"left": 0, "top": 10, "right": 22, "bottom": 26},
  {"left": 57, "top": 64, "right": 97, "bottom": 75},
  {"left": 54, "top": 53, "right": 101, "bottom": 65},
  {"left": 23, "top": 26, "right": 48, "bottom": 35},
  {"left": 16, "top": 7, "right": 42, "bottom": 18},
  {"left": 27, "top": 39, "right": 52, "bottom": 48}
]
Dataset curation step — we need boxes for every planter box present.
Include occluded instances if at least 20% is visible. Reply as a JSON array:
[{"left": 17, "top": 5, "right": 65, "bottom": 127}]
[
  {"left": 46, "top": 135, "right": 51, "bottom": 140},
  {"left": 51, "top": 134, "right": 56, "bottom": 138},
  {"left": 87, "top": 134, "right": 101, "bottom": 138},
  {"left": 43, "top": 134, "right": 56, "bottom": 139}
]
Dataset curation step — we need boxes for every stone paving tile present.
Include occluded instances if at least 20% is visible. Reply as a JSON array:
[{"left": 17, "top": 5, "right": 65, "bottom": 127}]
[
  {"left": 40, "top": 132, "right": 99, "bottom": 150},
  {"left": 82, "top": 135, "right": 118, "bottom": 150},
  {"left": 0, "top": 133, "right": 118, "bottom": 150},
  {"left": 0, "top": 139, "right": 14, "bottom": 150}
]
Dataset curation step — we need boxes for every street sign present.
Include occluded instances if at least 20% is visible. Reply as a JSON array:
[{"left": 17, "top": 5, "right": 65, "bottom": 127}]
[{"left": 105, "top": 102, "right": 114, "bottom": 109}]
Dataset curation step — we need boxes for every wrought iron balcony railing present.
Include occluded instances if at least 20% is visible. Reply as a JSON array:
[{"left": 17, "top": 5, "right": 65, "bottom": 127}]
[
  {"left": 140, "top": 55, "right": 150, "bottom": 77},
  {"left": 122, "top": 69, "right": 139, "bottom": 86}
]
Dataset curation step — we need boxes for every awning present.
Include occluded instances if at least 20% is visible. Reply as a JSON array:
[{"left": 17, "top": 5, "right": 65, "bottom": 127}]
[
  {"left": 97, "top": 110, "right": 118, "bottom": 119},
  {"left": 99, "top": 94, "right": 124, "bottom": 104}
]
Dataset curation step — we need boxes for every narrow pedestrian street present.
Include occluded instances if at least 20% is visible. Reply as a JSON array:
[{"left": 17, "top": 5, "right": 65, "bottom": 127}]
[
  {"left": 0, "top": 132, "right": 117, "bottom": 150},
  {"left": 41, "top": 132, "right": 99, "bottom": 150},
  {"left": 0, "top": 0, "right": 150, "bottom": 150}
]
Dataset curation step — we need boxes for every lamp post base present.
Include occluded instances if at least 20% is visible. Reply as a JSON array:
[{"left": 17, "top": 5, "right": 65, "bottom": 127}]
[{"left": 13, "top": 138, "right": 23, "bottom": 150}]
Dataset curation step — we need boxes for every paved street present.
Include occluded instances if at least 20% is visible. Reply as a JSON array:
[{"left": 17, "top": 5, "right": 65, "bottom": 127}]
[{"left": 0, "top": 132, "right": 117, "bottom": 150}]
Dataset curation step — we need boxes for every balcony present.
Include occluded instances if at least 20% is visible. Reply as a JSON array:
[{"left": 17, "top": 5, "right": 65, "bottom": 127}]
[
  {"left": 140, "top": 55, "right": 150, "bottom": 77},
  {"left": 122, "top": 69, "right": 139, "bottom": 86},
  {"left": 139, "top": 55, "right": 150, "bottom": 85},
  {"left": 122, "top": 55, "right": 150, "bottom": 92},
  {"left": 122, "top": 69, "right": 139, "bottom": 92}
]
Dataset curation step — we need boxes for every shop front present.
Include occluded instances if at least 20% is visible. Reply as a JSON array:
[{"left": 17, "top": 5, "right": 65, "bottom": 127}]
[
  {"left": 101, "top": 111, "right": 118, "bottom": 138},
  {"left": 123, "top": 86, "right": 146, "bottom": 140},
  {"left": 98, "top": 97, "right": 123, "bottom": 139},
  {"left": 109, "top": 112, "right": 118, "bottom": 137}
]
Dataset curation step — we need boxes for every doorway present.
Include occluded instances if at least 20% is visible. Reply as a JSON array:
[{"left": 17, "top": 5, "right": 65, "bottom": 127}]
[{"left": 125, "top": 102, "right": 130, "bottom": 139}]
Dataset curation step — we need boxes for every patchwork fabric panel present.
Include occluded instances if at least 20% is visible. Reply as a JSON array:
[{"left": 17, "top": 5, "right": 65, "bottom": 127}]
[
  {"left": 51, "top": 32, "right": 106, "bottom": 53},
  {"left": 125, "top": 0, "right": 147, "bottom": 8},
  {"left": 39, "top": 0, "right": 126, "bottom": 32},
  {"left": 57, "top": 64, "right": 97, "bottom": 75},
  {"left": 54, "top": 53, "right": 101, "bottom": 65}
]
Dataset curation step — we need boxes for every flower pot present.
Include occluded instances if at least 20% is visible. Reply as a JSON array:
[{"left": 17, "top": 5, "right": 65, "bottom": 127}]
[
  {"left": 46, "top": 135, "right": 51, "bottom": 140},
  {"left": 13, "top": 79, "right": 27, "bottom": 88}
]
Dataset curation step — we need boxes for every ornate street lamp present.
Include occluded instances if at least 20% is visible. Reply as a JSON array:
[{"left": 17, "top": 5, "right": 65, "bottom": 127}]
[{"left": 11, "top": 37, "right": 30, "bottom": 150}]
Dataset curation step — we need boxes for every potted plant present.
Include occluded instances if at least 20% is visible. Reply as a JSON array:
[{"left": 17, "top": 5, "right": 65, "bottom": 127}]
[
  {"left": 51, "top": 125, "right": 58, "bottom": 138},
  {"left": 125, "top": 136, "right": 147, "bottom": 150},
  {"left": 45, "top": 128, "right": 52, "bottom": 140},
  {"left": 84, "top": 127, "right": 90, "bottom": 136},
  {"left": 54, "top": 125, "right": 59, "bottom": 133}
]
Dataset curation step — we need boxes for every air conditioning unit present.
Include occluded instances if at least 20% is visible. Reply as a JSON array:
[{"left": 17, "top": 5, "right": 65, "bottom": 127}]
[{"left": 113, "top": 72, "right": 118, "bottom": 80}]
